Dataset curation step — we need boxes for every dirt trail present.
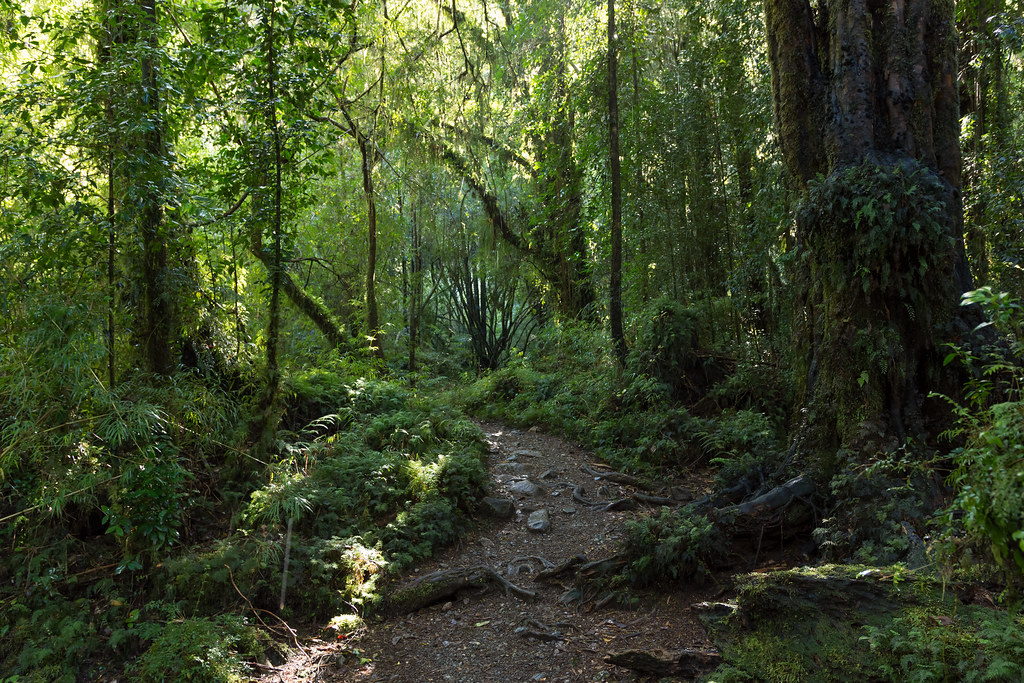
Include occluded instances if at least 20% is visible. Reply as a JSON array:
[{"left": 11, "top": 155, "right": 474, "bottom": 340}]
[{"left": 257, "top": 423, "right": 720, "bottom": 683}]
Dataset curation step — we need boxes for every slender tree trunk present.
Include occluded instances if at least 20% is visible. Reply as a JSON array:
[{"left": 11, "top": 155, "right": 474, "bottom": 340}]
[
  {"left": 608, "top": 0, "right": 626, "bottom": 364},
  {"left": 408, "top": 202, "right": 422, "bottom": 377},
  {"left": 765, "top": 0, "right": 973, "bottom": 462},
  {"left": 255, "top": 0, "right": 283, "bottom": 454},
  {"left": 358, "top": 135, "right": 384, "bottom": 360},
  {"left": 139, "top": 0, "right": 172, "bottom": 375},
  {"left": 107, "top": 153, "right": 116, "bottom": 388},
  {"left": 629, "top": 13, "right": 647, "bottom": 305},
  {"left": 98, "top": 1, "right": 119, "bottom": 387}
]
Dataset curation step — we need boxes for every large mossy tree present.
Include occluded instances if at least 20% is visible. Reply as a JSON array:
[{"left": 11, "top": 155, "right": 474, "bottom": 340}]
[{"left": 765, "top": 0, "right": 974, "bottom": 463}]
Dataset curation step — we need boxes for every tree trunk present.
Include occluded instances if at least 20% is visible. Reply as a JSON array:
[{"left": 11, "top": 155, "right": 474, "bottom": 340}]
[
  {"left": 358, "top": 135, "right": 385, "bottom": 361},
  {"left": 765, "top": 0, "right": 973, "bottom": 462},
  {"left": 254, "top": 0, "right": 283, "bottom": 455},
  {"left": 138, "top": 0, "right": 173, "bottom": 375},
  {"left": 608, "top": 0, "right": 626, "bottom": 365},
  {"left": 408, "top": 201, "right": 422, "bottom": 376}
]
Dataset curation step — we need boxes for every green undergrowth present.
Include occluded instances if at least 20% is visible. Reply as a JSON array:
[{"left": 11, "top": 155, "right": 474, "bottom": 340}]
[
  {"left": 703, "top": 565, "right": 1024, "bottom": 683},
  {"left": 0, "top": 361, "right": 487, "bottom": 681},
  {"left": 458, "top": 314, "right": 790, "bottom": 476},
  {"left": 617, "top": 507, "right": 726, "bottom": 587}
]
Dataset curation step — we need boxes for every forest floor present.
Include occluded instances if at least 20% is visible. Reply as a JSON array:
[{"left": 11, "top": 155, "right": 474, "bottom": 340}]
[{"left": 254, "top": 423, "right": 794, "bottom": 683}]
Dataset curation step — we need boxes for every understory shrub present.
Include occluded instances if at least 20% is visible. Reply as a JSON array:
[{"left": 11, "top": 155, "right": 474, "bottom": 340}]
[
  {"left": 626, "top": 296, "right": 705, "bottom": 401},
  {"left": 862, "top": 606, "right": 1024, "bottom": 682},
  {"left": 132, "top": 615, "right": 269, "bottom": 683},
  {"left": 932, "top": 287, "right": 1024, "bottom": 589},
  {"left": 618, "top": 508, "right": 725, "bottom": 586}
]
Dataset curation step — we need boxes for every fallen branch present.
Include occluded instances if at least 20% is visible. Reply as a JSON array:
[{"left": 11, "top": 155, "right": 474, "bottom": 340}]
[
  {"left": 714, "top": 475, "right": 817, "bottom": 538},
  {"left": 511, "top": 555, "right": 556, "bottom": 570},
  {"left": 717, "top": 475, "right": 815, "bottom": 518},
  {"left": 515, "top": 619, "right": 575, "bottom": 642},
  {"left": 226, "top": 565, "right": 308, "bottom": 660},
  {"left": 594, "top": 498, "right": 638, "bottom": 512},
  {"left": 578, "top": 555, "right": 627, "bottom": 580}
]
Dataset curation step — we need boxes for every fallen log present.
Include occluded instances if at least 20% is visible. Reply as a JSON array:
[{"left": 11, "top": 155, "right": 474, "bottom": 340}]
[{"left": 384, "top": 565, "right": 536, "bottom": 615}]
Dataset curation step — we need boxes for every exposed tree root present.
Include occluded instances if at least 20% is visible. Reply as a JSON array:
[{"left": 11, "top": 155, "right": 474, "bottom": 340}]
[
  {"left": 714, "top": 475, "right": 816, "bottom": 539},
  {"left": 534, "top": 555, "right": 587, "bottom": 583},
  {"left": 581, "top": 464, "right": 643, "bottom": 488}
]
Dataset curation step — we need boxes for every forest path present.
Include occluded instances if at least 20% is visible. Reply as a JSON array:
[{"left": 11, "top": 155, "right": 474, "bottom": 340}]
[{"left": 257, "top": 422, "right": 719, "bottom": 683}]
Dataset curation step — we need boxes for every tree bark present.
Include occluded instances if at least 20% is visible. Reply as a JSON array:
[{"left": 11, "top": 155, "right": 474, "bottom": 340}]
[
  {"left": 254, "top": 0, "right": 283, "bottom": 455},
  {"left": 138, "top": 0, "right": 173, "bottom": 375},
  {"left": 608, "top": 0, "right": 626, "bottom": 364},
  {"left": 357, "top": 134, "right": 385, "bottom": 360},
  {"left": 765, "top": 0, "right": 973, "bottom": 461}
]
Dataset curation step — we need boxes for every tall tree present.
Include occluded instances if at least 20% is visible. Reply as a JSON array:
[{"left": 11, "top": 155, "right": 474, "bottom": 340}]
[
  {"left": 765, "top": 0, "right": 972, "bottom": 459},
  {"left": 608, "top": 0, "right": 626, "bottom": 364},
  {"left": 255, "top": 0, "right": 285, "bottom": 450}
]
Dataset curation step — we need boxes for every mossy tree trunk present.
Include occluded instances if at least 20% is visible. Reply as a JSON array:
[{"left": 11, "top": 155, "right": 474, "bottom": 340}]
[
  {"left": 765, "top": 0, "right": 974, "bottom": 464},
  {"left": 608, "top": 0, "right": 627, "bottom": 365}
]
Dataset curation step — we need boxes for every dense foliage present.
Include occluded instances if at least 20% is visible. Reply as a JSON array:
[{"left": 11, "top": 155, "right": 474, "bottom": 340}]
[{"left": 2, "top": 0, "right": 1024, "bottom": 678}]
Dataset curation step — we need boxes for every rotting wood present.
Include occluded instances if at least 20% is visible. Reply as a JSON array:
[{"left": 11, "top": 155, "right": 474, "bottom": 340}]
[{"left": 385, "top": 565, "right": 536, "bottom": 615}]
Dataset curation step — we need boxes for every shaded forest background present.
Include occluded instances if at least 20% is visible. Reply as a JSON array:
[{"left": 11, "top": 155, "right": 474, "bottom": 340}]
[{"left": 2, "top": 0, "right": 1024, "bottom": 679}]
